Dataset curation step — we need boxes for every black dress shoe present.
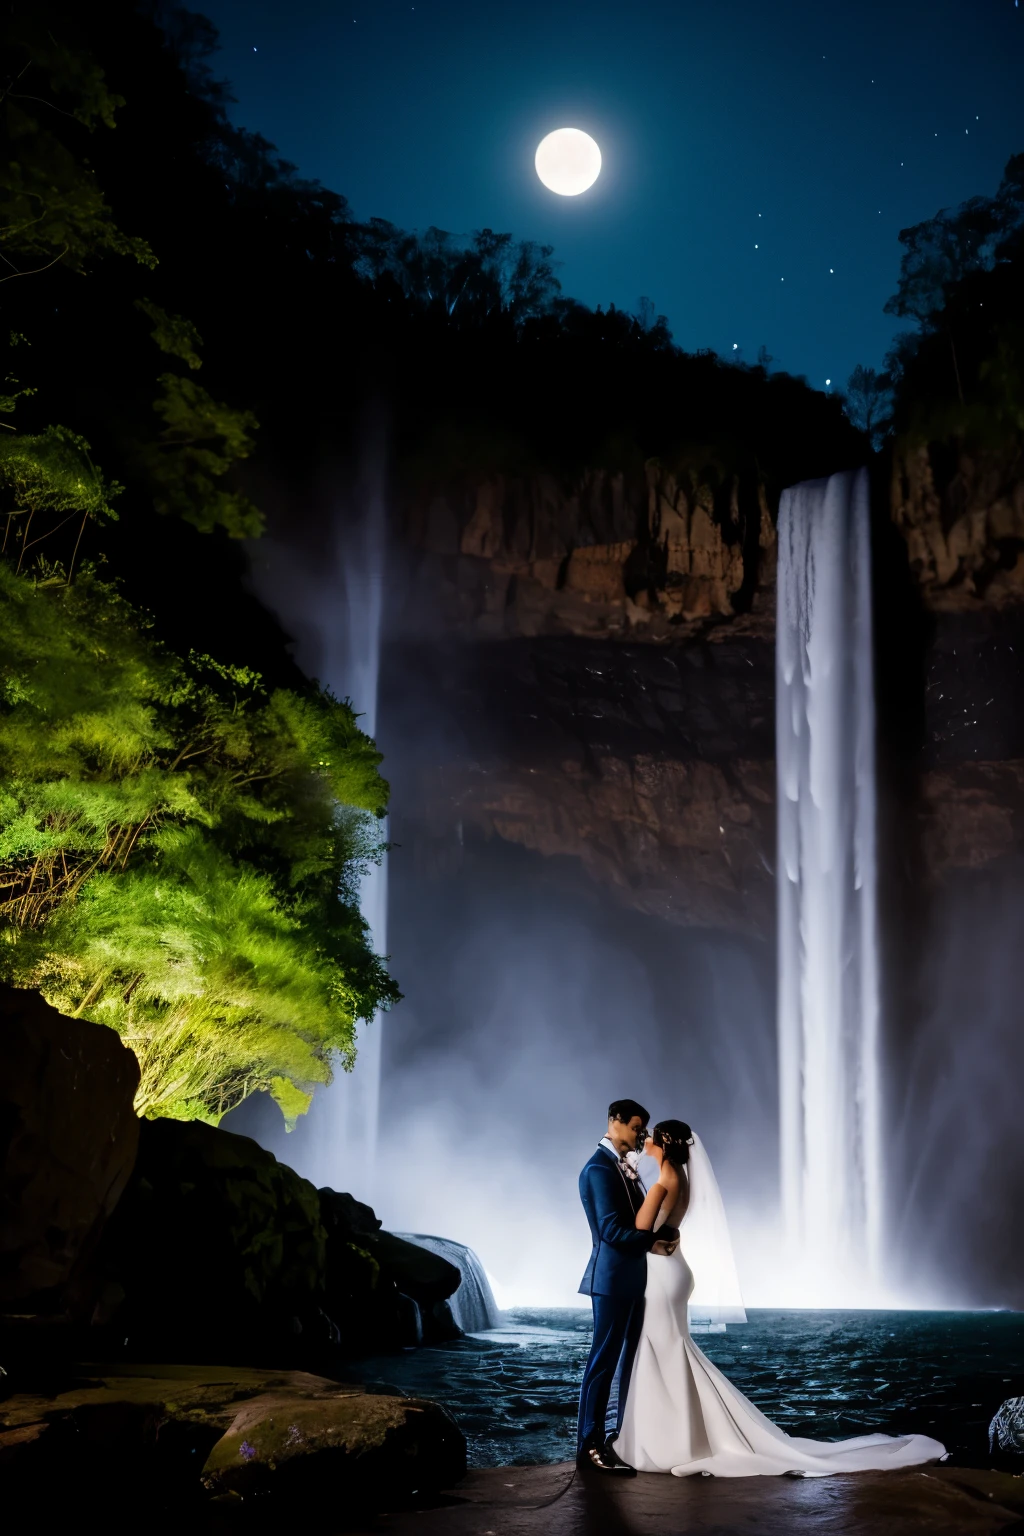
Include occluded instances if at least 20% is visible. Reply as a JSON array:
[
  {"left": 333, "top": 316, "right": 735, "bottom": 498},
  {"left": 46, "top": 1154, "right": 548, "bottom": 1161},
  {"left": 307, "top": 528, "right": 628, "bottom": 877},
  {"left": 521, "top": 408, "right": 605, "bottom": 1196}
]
[
  {"left": 602, "top": 1438, "right": 639, "bottom": 1474},
  {"left": 576, "top": 1433, "right": 638, "bottom": 1475}
]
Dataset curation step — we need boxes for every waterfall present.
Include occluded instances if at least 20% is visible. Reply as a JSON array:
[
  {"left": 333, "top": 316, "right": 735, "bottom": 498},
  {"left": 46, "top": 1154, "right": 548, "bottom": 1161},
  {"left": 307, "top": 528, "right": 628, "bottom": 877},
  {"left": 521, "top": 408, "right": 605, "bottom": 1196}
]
[
  {"left": 776, "top": 468, "right": 883, "bottom": 1303},
  {"left": 397, "top": 1234, "right": 504, "bottom": 1333},
  {"left": 278, "top": 482, "right": 389, "bottom": 1202}
]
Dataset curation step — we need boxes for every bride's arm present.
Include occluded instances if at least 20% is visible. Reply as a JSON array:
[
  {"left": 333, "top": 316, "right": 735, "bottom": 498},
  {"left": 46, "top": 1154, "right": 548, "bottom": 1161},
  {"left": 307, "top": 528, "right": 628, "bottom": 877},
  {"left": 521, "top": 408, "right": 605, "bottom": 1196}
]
[
  {"left": 634, "top": 1181, "right": 668, "bottom": 1231},
  {"left": 635, "top": 1161, "right": 682, "bottom": 1231}
]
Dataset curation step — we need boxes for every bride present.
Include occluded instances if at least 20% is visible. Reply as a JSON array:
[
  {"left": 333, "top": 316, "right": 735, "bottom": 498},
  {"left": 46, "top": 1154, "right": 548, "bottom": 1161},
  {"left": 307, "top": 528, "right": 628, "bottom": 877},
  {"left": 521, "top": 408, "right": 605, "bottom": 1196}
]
[{"left": 612, "top": 1120, "right": 947, "bottom": 1477}]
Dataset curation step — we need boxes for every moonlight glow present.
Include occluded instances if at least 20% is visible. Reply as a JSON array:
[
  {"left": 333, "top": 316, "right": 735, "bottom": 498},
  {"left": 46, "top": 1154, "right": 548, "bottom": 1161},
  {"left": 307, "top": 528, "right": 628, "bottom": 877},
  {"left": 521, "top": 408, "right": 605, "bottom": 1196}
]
[{"left": 534, "top": 128, "right": 602, "bottom": 196}]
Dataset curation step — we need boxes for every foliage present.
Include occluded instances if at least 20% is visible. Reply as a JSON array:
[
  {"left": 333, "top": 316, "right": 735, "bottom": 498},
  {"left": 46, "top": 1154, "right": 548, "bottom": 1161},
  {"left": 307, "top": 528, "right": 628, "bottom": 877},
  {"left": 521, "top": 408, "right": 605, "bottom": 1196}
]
[
  {"left": 0, "top": 425, "right": 121, "bottom": 575},
  {"left": 355, "top": 220, "right": 561, "bottom": 326},
  {"left": 884, "top": 153, "right": 1024, "bottom": 444},
  {"left": 0, "top": 4, "right": 156, "bottom": 277},
  {"left": 0, "top": 559, "right": 397, "bottom": 1123},
  {"left": 843, "top": 365, "right": 892, "bottom": 451},
  {"left": 131, "top": 300, "right": 263, "bottom": 536},
  {"left": 141, "top": 371, "right": 263, "bottom": 538}
]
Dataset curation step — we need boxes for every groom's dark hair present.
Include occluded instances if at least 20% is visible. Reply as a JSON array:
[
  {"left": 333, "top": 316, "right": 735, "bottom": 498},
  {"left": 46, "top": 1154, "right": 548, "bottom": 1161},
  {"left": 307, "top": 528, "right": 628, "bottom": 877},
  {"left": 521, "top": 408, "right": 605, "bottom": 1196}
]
[{"left": 608, "top": 1098, "right": 649, "bottom": 1125}]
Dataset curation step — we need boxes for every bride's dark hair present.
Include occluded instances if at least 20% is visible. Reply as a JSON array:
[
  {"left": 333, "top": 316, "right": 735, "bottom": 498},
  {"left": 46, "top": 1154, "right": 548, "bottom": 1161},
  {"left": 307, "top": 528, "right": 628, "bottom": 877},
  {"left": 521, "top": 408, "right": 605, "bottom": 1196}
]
[{"left": 652, "top": 1119, "right": 693, "bottom": 1168}]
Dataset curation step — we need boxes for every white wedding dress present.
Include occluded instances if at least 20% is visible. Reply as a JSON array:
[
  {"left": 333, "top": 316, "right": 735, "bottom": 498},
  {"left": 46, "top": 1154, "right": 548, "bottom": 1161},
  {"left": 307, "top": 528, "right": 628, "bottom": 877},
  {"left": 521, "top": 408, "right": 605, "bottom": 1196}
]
[{"left": 613, "top": 1138, "right": 946, "bottom": 1478}]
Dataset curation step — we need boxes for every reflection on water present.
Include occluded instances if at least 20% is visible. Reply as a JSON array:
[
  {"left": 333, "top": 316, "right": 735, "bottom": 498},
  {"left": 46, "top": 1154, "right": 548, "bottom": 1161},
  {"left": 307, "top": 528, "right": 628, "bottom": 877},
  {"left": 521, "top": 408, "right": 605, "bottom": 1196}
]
[{"left": 345, "top": 1307, "right": 1024, "bottom": 1468}]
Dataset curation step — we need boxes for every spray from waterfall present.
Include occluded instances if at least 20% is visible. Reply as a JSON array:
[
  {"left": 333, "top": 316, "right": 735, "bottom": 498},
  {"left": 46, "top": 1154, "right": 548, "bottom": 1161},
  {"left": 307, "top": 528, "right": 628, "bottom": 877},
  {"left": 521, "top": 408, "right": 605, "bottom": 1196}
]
[
  {"left": 776, "top": 468, "right": 883, "bottom": 1304},
  {"left": 263, "top": 477, "right": 389, "bottom": 1202}
]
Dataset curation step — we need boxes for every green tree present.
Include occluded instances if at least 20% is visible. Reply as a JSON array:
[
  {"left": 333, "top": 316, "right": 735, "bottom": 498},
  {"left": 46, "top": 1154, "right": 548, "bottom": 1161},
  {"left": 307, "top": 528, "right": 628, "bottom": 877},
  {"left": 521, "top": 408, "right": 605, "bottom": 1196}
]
[
  {"left": 133, "top": 300, "right": 263, "bottom": 538},
  {"left": 0, "top": 425, "right": 120, "bottom": 574},
  {"left": 0, "top": 560, "right": 397, "bottom": 1124}
]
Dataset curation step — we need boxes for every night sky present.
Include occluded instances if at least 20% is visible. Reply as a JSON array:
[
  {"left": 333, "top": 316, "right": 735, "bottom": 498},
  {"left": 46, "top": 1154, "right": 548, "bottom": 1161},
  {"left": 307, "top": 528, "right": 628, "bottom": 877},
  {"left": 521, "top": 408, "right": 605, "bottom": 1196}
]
[{"left": 203, "top": 0, "right": 1024, "bottom": 394}]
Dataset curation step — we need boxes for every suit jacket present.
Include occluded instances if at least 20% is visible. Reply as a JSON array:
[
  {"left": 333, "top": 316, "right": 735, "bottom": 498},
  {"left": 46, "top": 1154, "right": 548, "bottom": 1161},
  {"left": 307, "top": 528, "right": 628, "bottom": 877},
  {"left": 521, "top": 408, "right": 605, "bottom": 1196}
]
[{"left": 578, "top": 1145, "right": 657, "bottom": 1299}]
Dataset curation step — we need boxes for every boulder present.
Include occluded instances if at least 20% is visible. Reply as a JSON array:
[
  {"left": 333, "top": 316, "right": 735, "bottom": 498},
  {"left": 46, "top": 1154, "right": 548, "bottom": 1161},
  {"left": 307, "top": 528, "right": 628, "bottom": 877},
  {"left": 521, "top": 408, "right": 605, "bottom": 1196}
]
[
  {"left": 363, "top": 1231, "right": 461, "bottom": 1309},
  {"left": 318, "top": 1187, "right": 381, "bottom": 1239},
  {"left": 990, "top": 1396, "right": 1024, "bottom": 1471},
  {"left": 96, "top": 1118, "right": 329, "bottom": 1357},
  {"left": 0, "top": 984, "right": 140, "bottom": 1316},
  {"left": 0, "top": 1363, "right": 465, "bottom": 1508},
  {"left": 202, "top": 1383, "right": 465, "bottom": 1500}
]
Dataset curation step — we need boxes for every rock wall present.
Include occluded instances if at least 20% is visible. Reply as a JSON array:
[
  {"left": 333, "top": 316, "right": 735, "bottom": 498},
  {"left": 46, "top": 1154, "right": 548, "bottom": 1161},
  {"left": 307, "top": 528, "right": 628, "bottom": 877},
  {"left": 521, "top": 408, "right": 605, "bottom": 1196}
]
[
  {"left": 387, "top": 635, "right": 776, "bottom": 935},
  {"left": 398, "top": 462, "right": 776, "bottom": 644},
  {"left": 892, "top": 443, "right": 1024, "bottom": 611}
]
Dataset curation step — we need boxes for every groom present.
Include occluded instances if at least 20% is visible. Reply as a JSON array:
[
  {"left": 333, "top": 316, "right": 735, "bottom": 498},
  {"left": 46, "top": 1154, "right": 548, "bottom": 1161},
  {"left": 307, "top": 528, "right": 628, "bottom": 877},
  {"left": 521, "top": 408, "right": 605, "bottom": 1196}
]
[{"left": 576, "top": 1098, "right": 679, "bottom": 1476}]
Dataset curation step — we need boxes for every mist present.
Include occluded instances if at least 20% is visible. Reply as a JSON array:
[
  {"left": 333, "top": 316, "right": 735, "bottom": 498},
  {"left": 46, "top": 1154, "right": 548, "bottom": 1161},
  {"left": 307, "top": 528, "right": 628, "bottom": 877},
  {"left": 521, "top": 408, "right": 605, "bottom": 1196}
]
[{"left": 376, "top": 838, "right": 777, "bottom": 1307}]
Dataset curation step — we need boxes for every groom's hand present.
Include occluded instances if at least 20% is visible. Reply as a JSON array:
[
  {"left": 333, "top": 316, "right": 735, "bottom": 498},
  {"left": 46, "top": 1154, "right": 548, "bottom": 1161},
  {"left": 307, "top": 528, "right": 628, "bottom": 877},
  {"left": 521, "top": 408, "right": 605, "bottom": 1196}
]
[{"left": 651, "top": 1225, "right": 679, "bottom": 1256}]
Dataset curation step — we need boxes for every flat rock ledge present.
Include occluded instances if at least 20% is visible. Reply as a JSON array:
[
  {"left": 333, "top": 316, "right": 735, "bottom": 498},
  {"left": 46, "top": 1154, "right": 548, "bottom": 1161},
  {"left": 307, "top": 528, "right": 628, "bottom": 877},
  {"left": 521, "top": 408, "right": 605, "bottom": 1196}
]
[
  {"left": 0, "top": 1362, "right": 465, "bottom": 1506},
  {"left": 358, "top": 1461, "right": 1024, "bottom": 1536}
]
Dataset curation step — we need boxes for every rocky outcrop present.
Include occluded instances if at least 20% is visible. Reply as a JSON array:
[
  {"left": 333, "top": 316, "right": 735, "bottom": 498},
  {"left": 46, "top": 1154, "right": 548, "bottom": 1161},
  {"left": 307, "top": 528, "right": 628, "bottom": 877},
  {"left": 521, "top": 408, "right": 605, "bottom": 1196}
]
[
  {"left": 93, "top": 1116, "right": 331, "bottom": 1356},
  {"left": 0, "top": 1363, "right": 465, "bottom": 1508},
  {"left": 0, "top": 984, "right": 140, "bottom": 1316},
  {"left": 89, "top": 1118, "right": 463, "bottom": 1360},
  {"left": 319, "top": 1187, "right": 461, "bottom": 1347}
]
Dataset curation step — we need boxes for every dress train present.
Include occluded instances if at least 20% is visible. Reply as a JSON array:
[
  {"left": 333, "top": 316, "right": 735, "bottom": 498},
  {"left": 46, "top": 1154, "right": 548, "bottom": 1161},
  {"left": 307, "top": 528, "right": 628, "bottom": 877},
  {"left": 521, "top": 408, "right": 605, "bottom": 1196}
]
[{"left": 613, "top": 1248, "right": 946, "bottom": 1478}]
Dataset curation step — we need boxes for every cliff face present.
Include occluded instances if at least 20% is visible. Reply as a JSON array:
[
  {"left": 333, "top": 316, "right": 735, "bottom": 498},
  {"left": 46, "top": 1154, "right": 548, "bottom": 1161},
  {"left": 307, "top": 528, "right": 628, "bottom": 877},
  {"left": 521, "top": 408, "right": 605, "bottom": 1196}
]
[
  {"left": 398, "top": 463, "right": 776, "bottom": 645},
  {"left": 892, "top": 444, "right": 1024, "bottom": 610},
  {"left": 387, "top": 637, "right": 776, "bottom": 936},
  {"left": 387, "top": 449, "right": 1024, "bottom": 936}
]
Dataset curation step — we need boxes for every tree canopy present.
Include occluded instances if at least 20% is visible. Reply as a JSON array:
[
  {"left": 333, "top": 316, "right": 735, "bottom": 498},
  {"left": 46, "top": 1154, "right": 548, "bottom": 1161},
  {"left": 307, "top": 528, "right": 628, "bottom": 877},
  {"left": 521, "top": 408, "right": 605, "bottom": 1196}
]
[
  {"left": 880, "top": 152, "right": 1024, "bottom": 444},
  {"left": 0, "top": 561, "right": 395, "bottom": 1123}
]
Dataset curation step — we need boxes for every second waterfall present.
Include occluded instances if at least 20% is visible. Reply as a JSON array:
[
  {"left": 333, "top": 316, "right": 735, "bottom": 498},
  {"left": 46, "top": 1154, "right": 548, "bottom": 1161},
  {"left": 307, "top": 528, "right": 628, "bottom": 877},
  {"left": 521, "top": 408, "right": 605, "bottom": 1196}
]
[{"left": 776, "top": 468, "right": 883, "bottom": 1302}]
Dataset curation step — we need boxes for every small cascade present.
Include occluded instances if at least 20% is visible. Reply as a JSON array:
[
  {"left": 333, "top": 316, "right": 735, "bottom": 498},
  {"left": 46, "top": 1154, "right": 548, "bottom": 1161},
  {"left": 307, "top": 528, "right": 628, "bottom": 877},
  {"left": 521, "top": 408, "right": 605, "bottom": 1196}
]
[
  {"left": 776, "top": 467, "right": 882, "bottom": 1302},
  {"left": 397, "top": 1234, "right": 503, "bottom": 1332}
]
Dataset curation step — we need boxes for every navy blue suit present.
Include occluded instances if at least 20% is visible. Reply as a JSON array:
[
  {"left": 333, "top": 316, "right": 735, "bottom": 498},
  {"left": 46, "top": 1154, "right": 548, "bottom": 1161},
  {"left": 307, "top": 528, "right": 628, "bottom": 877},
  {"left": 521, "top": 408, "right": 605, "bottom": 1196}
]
[{"left": 577, "top": 1145, "right": 657, "bottom": 1445}]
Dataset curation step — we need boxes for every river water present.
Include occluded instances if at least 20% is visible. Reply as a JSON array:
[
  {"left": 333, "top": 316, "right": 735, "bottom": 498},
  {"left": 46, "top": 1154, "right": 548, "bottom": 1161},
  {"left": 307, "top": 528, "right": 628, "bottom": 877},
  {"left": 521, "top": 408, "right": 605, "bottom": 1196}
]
[{"left": 346, "top": 1307, "right": 1024, "bottom": 1468}]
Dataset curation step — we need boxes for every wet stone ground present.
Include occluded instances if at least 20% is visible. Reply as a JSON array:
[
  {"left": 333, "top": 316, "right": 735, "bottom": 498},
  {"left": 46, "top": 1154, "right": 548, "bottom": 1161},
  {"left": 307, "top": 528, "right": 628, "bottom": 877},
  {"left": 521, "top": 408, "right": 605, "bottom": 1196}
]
[{"left": 345, "top": 1309, "right": 1024, "bottom": 1469}]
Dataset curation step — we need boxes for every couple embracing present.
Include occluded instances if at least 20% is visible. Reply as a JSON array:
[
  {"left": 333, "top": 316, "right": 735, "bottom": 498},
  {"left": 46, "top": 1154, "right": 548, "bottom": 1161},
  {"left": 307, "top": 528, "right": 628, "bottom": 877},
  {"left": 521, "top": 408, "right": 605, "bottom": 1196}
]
[{"left": 577, "top": 1098, "right": 947, "bottom": 1479}]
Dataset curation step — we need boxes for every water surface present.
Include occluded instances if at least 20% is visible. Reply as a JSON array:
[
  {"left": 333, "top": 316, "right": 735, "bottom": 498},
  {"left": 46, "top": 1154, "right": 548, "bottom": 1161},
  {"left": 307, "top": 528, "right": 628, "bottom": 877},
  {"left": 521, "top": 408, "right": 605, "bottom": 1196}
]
[{"left": 346, "top": 1308, "right": 1024, "bottom": 1468}]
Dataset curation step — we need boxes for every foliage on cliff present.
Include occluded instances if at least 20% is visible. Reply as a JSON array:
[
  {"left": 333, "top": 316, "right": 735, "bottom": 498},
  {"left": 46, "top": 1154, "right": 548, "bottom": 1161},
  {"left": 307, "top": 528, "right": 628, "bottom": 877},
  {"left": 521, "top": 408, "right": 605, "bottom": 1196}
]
[{"left": 0, "top": 2, "right": 397, "bottom": 1125}]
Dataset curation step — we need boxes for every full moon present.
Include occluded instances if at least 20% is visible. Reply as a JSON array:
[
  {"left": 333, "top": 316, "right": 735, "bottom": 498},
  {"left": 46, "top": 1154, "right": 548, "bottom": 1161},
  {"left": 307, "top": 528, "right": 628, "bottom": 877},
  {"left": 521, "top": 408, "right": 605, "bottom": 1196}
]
[{"left": 534, "top": 128, "right": 602, "bottom": 197}]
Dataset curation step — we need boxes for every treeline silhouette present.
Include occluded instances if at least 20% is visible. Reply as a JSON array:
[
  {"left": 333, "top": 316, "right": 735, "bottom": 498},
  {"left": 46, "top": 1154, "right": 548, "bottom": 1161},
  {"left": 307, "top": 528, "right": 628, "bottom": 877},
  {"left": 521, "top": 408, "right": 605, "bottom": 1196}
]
[{"left": 845, "top": 152, "right": 1024, "bottom": 450}]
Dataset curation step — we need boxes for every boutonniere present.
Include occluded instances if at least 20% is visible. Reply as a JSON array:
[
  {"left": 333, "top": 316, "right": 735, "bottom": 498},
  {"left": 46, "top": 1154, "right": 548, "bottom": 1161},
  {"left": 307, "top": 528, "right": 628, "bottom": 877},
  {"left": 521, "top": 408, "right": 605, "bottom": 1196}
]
[{"left": 619, "top": 1157, "right": 639, "bottom": 1180}]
